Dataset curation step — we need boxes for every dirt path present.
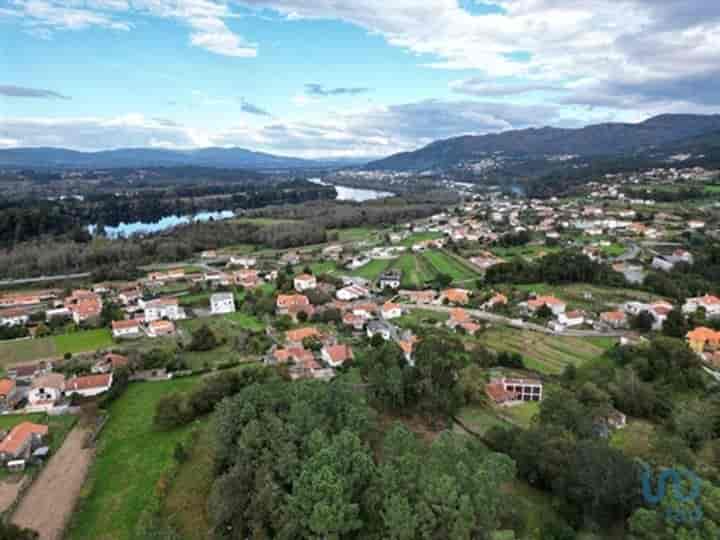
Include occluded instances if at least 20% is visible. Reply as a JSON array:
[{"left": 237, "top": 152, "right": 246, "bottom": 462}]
[
  {"left": 0, "top": 475, "right": 27, "bottom": 512},
  {"left": 12, "top": 426, "right": 94, "bottom": 540}
]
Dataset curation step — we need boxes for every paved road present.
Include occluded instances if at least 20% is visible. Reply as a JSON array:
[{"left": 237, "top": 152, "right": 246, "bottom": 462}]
[
  {"left": 0, "top": 272, "right": 91, "bottom": 287},
  {"left": 402, "top": 303, "right": 628, "bottom": 338}
]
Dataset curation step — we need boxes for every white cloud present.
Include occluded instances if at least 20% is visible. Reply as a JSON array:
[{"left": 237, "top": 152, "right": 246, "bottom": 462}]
[{"left": 0, "top": 99, "right": 562, "bottom": 157}]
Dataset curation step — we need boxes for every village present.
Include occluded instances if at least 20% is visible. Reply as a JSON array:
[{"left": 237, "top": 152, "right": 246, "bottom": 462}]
[{"left": 0, "top": 163, "right": 718, "bottom": 538}]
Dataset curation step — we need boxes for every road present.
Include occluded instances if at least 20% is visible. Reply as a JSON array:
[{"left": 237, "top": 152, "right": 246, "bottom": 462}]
[
  {"left": 612, "top": 242, "right": 640, "bottom": 263},
  {"left": 402, "top": 303, "right": 629, "bottom": 338},
  {"left": 12, "top": 426, "right": 94, "bottom": 540},
  {"left": 0, "top": 272, "right": 91, "bottom": 288}
]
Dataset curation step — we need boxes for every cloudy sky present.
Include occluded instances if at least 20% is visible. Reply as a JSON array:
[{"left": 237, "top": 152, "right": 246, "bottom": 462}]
[{"left": 1, "top": 0, "right": 719, "bottom": 158}]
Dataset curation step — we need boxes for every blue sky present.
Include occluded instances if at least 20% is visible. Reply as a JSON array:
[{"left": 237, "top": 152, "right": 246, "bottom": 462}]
[{"left": 1, "top": 0, "right": 719, "bottom": 157}]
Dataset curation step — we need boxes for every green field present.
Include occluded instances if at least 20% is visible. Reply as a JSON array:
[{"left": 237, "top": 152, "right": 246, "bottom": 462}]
[
  {"left": 350, "top": 258, "right": 394, "bottom": 280},
  {"left": 481, "top": 327, "right": 611, "bottom": 375},
  {"left": 422, "top": 250, "right": 478, "bottom": 283},
  {"left": 391, "top": 254, "right": 437, "bottom": 288},
  {"left": 510, "top": 282, "right": 662, "bottom": 312},
  {"left": 0, "top": 328, "right": 114, "bottom": 366},
  {"left": 178, "top": 291, "right": 211, "bottom": 308},
  {"left": 55, "top": 329, "right": 114, "bottom": 355},
  {"left": 331, "top": 227, "right": 380, "bottom": 242},
  {"left": 396, "top": 308, "right": 449, "bottom": 330},
  {"left": 161, "top": 419, "right": 216, "bottom": 539},
  {"left": 68, "top": 377, "right": 202, "bottom": 540},
  {"left": 400, "top": 231, "right": 444, "bottom": 247}
]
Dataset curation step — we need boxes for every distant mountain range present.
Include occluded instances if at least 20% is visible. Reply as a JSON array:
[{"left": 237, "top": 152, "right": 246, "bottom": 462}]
[
  {"left": 0, "top": 147, "right": 368, "bottom": 170},
  {"left": 365, "top": 114, "right": 720, "bottom": 171}
]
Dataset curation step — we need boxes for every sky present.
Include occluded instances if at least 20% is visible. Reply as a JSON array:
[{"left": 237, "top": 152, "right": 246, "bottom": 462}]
[{"left": 1, "top": 0, "right": 719, "bottom": 158}]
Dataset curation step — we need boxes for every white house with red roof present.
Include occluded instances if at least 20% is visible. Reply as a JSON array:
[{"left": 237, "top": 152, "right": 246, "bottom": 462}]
[
  {"left": 111, "top": 319, "right": 142, "bottom": 339},
  {"left": 381, "top": 302, "right": 402, "bottom": 320},
  {"left": 294, "top": 274, "right": 317, "bottom": 292},
  {"left": 683, "top": 295, "right": 720, "bottom": 318},
  {"left": 65, "top": 373, "right": 113, "bottom": 398},
  {"left": 321, "top": 344, "right": 353, "bottom": 368}
]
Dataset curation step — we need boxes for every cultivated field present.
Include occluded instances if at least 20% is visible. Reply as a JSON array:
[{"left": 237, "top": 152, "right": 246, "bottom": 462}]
[
  {"left": 0, "top": 329, "right": 114, "bottom": 367},
  {"left": 66, "top": 377, "right": 202, "bottom": 540},
  {"left": 421, "top": 250, "right": 479, "bottom": 283},
  {"left": 481, "top": 327, "right": 614, "bottom": 375}
]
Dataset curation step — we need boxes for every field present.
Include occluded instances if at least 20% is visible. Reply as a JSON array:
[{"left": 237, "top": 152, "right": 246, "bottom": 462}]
[
  {"left": 55, "top": 329, "right": 113, "bottom": 355},
  {"left": 503, "top": 401, "right": 540, "bottom": 428},
  {"left": 0, "top": 328, "right": 114, "bottom": 366},
  {"left": 396, "top": 308, "right": 449, "bottom": 330},
  {"left": 490, "top": 244, "right": 560, "bottom": 260},
  {"left": 509, "top": 282, "right": 663, "bottom": 312},
  {"left": 161, "top": 419, "right": 216, "bottom": 540},
  {"left": 67, "top": 377, "right": 202, "bottom": 540},
  {"left": 400, "top": 231, "right": 444, "bottom": 247},
  {"left": 481, "top": 327, "right": 613, "bottom": 375},
  {"left": 330, "top": 227, "right": 381, "bottom": 242},
  {"left": 421, "top": 250, "right": 478, "bottom": 283},
  {"left": 350, "top": 258, "right": 394, "bottom": 280},
  {"left": 390, "top": 254, "right": 436, "bottom": 288}
]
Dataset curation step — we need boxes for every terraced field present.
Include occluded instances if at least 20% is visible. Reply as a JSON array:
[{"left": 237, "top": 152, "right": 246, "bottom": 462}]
[
  {"left": 390, "top": 254, "right": 437, "bottom": 288},
  {"left": 350, "top": 258, "right": 394, "bottom": 280},
  {"left": 421, "top": 250, "right": 478, "bottom": 283},
  {"left": 481, "top": 327, "right": 613, "bottom": 375}
]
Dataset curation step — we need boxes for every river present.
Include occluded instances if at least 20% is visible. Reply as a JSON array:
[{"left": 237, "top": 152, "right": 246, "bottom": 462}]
[
  {"left": 87, "top": 210, "right": 235, "bottom": 239},
  {"left": 309, "top": 178, "right": 393, "bottom": 201}
]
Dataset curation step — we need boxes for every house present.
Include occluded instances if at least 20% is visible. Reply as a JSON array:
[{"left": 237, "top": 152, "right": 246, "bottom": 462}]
[
  {"left": 378, "top": 270, "right": 402, "bottom": 290},
  {"left": 146, "top": 320, "right": 176, "bottom": 338},
  {"left": 321, "top": 344, "right": 353, "bottom": 367},
  {"left": 686, "top": 327, "right": 720, "bottom": 355},
  {"left": 441, "top": 288, "right": 471, "bottom": 305},
  {"left": 233, "top": 269, "right": 261, "bottom": 289},
  {"left": 484, "top": 293, "right": 508, "bottom": 310},
  {"left": 111, "top": 319, "right": 142, "bottom": 339},
  {"left": 600, "top": 311, "right": 628, "bottom": 329},
  {"left": 280, "top": 251, "right": 301, "bottom": 266},
  {"left": 381, "top": 302, "right": 403, "bottom": 320},
  {"left": 651, "top": 255, "right": 676, "bottom": 272},
  {"left": 683, "top": 295, "right": 720, "bottom": 319},
  {"left": 65, "top": 373, "right": 113, "bottom": 398},
  {"left": 294, "top": 274, "right": 317, "bottom": 292},
  {"left": 403, "top": 290, "right": 437, "bottom": 304},
  {"left": 0, "top": 293, "right": 43, "bottom": 307},
  {"left": 0, "top": 308, "right": 30, "bottom": 327},
  {"left": 322, "top": 245, "right": 344, "bottom": 260},
  {"left": 486, "top": 377, "right": 543, "bottom": 405},
  {"left": 118, "top": 289, "right": 141, "bottom": 306},
  {"left": 352, "top": 303, "right": 378, "bottom": 320},
  {"left": 367, "top": 321, "right": 393, "bottom": 341},
  {"left": 0, "top": 379, "right": 18, "bottom": 411},
  {"left": 8, "top": 362, "right": 52, "bottom": 382},
  {"left": 0, "top": 422, "right": 48, "bottom": 463},
  {"left": 210, "top": 293, "right": 236, "bottom": 315},
  {"left": 64, "top": 290, "right": 103, "bottom": 324},
  {"left": 27, "top": 373, "right": 66, "bottom": 412},
  {"left": 342, "top": 312, "right": 366, "bottom": 331},
  {"left": 276, "top": 294, "right": 315, "bottom": 320},
  {"left": 92, "top": 353, "right": 129, "bottom": 374},
  {"left": 336, "top": 285, "right": 369, "bottom": 301},
  {"left": 446, "top": 308, "right": 471, "bottom": 328},
  {"left": 142, "top": 297, "right": 183, "bottom": 322},
  {"left": 228, "top": 256, "right": 256, "bottom": 268},
  {"left": 558, "top": 311, "right": 584, "bottom": 328},
  {"left": 201, "top": 250, "right": 217, "bottom": 259},
  {"left": 527, "top": 296, "right": 566, "bottom": 315},
  {"left": 286, "top": 327, "right": 322, "bottom": 346}
]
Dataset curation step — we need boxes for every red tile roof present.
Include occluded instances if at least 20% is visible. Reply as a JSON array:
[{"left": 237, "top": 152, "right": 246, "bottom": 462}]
[
  {"left": 66, "top": 373, "right": 112, "bottom": 391},
  {"left": 0, "top": 379, "right": 15, "bottom": 397},
  {"left": 0, "top": 422, "right": 48, "bottom": 456}
]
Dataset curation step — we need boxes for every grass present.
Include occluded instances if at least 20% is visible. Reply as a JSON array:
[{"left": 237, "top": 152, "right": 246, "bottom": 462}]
[
  {"left": 161, "top": 418, "right": 216, "bottom": 540},
  {"left": 457, "top": 406, "right": 510, "bottom": 436},
  {"left": 223, "top": 311, "right": 265, "bottom": 332},
  {"left": 390, "top": 254, "right": 435, "bottom": 288},
  {"left": 178, "top": 292, "right": 211, "bottom": 308},
  {"left": 481, "top": 327, "right": 609, "bottom": 375},
  {"left": 508, "top": 282, "right": 663, "bottom": 312},
  {"left": 610, "top": 419, "right": 655, "bottom": 461},
  {"left": 422, "top": 250, "right": 478, "bottom": 283},
  {"left": 350, "top": 258, "right": 394, "bottom": 281},
  {"left": 503, "top": 401, "right": 539, "bottom": 428},
  {"left": 55, "top": 329, "right": 113, "bottom": 355},
  {"left": 67, "top": 377, "right": 202, "bottom": 540},
  {"left": 396, "top": 308, "right": 449, "bottom": 331},
  {"left": 0, "top": 328, "right": 114, "bottom": 366},
  {"left": 490, "top": 244, "right": 560, "bottom": 260},
  {"left": 330, "top": 227, "right": 380, "bottom": 242}
]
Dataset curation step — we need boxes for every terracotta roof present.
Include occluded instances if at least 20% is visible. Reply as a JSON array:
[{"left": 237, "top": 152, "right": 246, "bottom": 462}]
[
  {"left": 0, "top": 379, "right": 15, "bottom": 397},
  {"left": 104, "top": 353, "right": 129, "bottom": 368},
  {"left": 601, "top": 311, "right": 626, "bottom": 322},
  {"left": 382, "top": 302, "right": 401, "bottom": 311},
  {"left": 286, "top": 327, "right": 321, "bottom": 343},
  {"left": 0, "top": 422, "right": 48, "bottom": 456},
  {"left": 528, "top": 296, "right": 565, "bottom": 309},
  {"left": 66, "top": 374, "right": 112, "bottom": 391},
  {"left": 324, "top": 344, "right": 353, "bottom": 365},
  {"left": 450, "top": 308, "right": 471, "bottom": 323},
  {"left": 112, "top": 319, "right": 140, "bottom": 330},
  {"left": 277, "top": 294, "right": 310, "bottom": 307},
  {"left": 687, "top": 327, "right": 720, "bottom": 343},
  {"left": 295, "top": 274, "right": 315, "bottom": 281},
  {"left": 485, "top": 382, "right": 517, "bottom": 404}
]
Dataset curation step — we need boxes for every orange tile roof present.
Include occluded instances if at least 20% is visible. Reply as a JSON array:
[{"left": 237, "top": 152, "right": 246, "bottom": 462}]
[
  {"left": 66, "top": 374, "right": 112, "bottom": 391},
  {"left": 687, "top": 327, "right": 720, "bottom": 343},
  {"left": 0, "top": 379, "right": 15, "bottom": 397},
  {"left": 277, "top": 294, "right": 310, "bottom": 307},
  {"left": 450, "top": 308, "right": 471, "bottom": 322},
  {"left": 601, "top": 311, "right": 626, "bottom": 322},
  {"left": 324, "top": 344, "right": 353, "bottom": 364},
  {"left": 112, "top": 319, "right": 140, "bottom": 330},
  {"left": 0, "top": 422, "right": 48, "bottom": 456},
  {"left": 286, "top": 327, "right": 321, "bottom": 343}
]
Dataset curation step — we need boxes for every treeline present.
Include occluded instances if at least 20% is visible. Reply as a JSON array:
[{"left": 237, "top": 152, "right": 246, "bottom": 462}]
[
  {"left": 485, "top": 250, "right": 627, "bottom": 287},
  {"left": 0, "top": 219, "right": 326, "bottom": 279},
  {"left": 0, "top": 179, "right": 335, "bottom": 248}
]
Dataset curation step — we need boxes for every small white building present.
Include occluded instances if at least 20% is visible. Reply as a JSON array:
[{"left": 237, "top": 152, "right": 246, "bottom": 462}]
[
  {"left": 142, "top": 297, "right": 183, "bottom": 322},
  {"left": 381, "top": 302, "right": 403, "bottom": 320},
  {"left": 336, "top": 285, "right": 369, "bottom": 301},
  {"left": 210, "top": 293, "right": 236, "bottom": 315},
  {"left": 294, "top": 274, "right": 317, "bottom": 292},
  {"left": 111, "top": 319, "right": 142, "bottom": 339},
  {"left": 0, "top": 308, "right": 30, "bottom": 327}
]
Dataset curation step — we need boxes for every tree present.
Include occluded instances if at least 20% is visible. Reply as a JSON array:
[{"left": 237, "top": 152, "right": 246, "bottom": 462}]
[
  {"left": 662, "top": 308, "right": 688, "bottom": 338},
  {"left": 100, "top": 301, "right": 124, "bottom": 326},
  {"left": 153, "top": 394, "right": 188, "bottom": 430},
  {"left": 189, "top": 324, "right": 219, "bottom": 351},
  {"left": 632, "top": 310, "right": 656, "bottom": 333}
]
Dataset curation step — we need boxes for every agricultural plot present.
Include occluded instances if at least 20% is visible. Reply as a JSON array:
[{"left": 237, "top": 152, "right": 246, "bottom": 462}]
[
  {"left": 510, "top": 282, "right": 662, "bottom": 312},
  {"left": 0, "top": 328, "right": 114, "bottom": 366},
  {"left": 67, "top": 377, "right": 202, "bottom": 540},
  {"left": 391, "top": 254, "right": 437, "bottom": 289},
  {"left": 350, "top": 258, "right": 394, "bottom": 281},
  {"left": 400, "top": 231, "right": 444, "bottom": 247},
  {"left": 421, "top": 250, "right": 479, "bottom": 283},
  {"left": 481, "top": 327, "right": 610, "bottom": 375}
]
